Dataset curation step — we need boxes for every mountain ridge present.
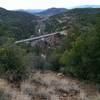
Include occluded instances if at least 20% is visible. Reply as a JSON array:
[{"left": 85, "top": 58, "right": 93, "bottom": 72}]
[
  {"left": 17, "top": 9, "right": 44, "bottom": 14},
  {"left": 35, "top": 7, "right": 67, "bottom": 16},
  {"left": 16, "top": 7, "right": 67, "bottom": 16},
  {"left": 75, "top": 5, "right": 100, "bottom": 8}
]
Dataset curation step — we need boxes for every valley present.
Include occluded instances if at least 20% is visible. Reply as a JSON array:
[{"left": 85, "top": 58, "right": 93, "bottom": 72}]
[{"left": 0, "top": 7, "right": 100, "bottom": 100}]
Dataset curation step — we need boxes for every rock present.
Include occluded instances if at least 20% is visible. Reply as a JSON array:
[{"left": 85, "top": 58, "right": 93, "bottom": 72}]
[
  {"left": 57, "top": 73, "right": 63, "bottom": 77},
  {"left": 63, "top": 93, "right": 67, "bottom": 97}
]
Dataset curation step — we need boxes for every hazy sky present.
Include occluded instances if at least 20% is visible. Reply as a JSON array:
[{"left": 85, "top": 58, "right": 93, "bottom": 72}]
[{"left": 0, "top": 0, "right": 100, "bottom": 10}]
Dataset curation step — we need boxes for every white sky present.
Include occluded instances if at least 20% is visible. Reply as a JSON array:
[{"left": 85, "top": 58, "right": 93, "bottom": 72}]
[{"left": 0, "top": 0, "right": 100, "bottom": 10}]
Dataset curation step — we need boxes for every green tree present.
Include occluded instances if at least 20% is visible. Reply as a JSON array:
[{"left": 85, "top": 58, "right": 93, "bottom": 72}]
[
  {"left": 0, "top": 45, "right": 26, "bottom": 83},
  {"left": 60, "top": 31, "right": 100, "bottom": 82}
]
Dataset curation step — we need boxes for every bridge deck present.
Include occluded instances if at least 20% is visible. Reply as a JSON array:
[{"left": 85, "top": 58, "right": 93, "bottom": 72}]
[{"left": 15, "top": 32, "right": 60, "bottom": 44}]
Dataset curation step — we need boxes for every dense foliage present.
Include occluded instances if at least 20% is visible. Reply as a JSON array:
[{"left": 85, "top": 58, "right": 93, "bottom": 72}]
[
  {"left": 44, "top": 8, "right": 100, "bottom": 33},
  {"left": 24, "top": 9, "right": 100, "bottom": 83},
  {"left": 0, "top": 23, "right": 27, "bottom": 83},
  {"left": 0, "top": 44, "right": 26, "bottom": 82},
  {"left": 58, "top": 14, "right": 100, "bottom": 82},
  {"left": 0, "top": 7, "right": 100, "bottom": 83},
  {"left": 0, "top": 7, "right": 39, "bottom": 40}
]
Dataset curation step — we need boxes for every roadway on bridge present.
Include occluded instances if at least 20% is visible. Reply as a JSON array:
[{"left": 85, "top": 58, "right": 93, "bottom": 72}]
[{"left": 15, "top": 32, "right": 62, "bottom": 44}]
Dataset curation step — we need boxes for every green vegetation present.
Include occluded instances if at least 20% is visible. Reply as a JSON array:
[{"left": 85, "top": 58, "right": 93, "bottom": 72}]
[
  {"left": 44, "top": 8, "right": 100, "bottom": 33},
  {"left": 52, "top": 13, "right": 100, "bottom": 82},
  {"left": 61, "top": 31, "right": 100, "bottom": 81},
  {"left": 0, "top": 7, "right": 39, "bottom": 40},
  {"left": 0, "top": 45, "right": 26, "bottom": 82},
  {"left": 0, "top": 23, "right": 27, "bottom": 83},
  {"left": 0, "top": 7, "right": 100, "bottom": 84},
  {"left": 39, "top": 9, "right": 100, "bottom": 83}
]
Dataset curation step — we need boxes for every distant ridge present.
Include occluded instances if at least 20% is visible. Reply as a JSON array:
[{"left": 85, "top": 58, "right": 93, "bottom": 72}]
[
  {"left": 18, "top": 9, "right": 44, "bottom": 14},
  {"left": 36, "top": 8, "right": 67, "bottom": 16},
  {"left": 0, "top": 7, "right": 7, "bottom": 12},
  {"left": 76, "top": 5, "right": 100, "bottom": 8},
  {"left": 18, "top": 8, "right": 67, "bottom": 16}
]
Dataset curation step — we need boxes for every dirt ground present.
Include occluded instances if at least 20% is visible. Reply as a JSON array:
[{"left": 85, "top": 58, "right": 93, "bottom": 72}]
[{"left": 0, "top": 70, "right": 100, "bottom": 100}]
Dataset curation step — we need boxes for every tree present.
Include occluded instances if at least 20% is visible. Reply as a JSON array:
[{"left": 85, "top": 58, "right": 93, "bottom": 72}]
[
  {"left": 60, "top": 30, "right": 100, "bottom": 82},
  {"left": 0, "top": 45, "right": 26, "bottom": 83}
]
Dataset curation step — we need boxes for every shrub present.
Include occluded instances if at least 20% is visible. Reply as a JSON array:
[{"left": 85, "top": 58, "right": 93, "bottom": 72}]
[
  {"left": 0, "top": 90, "right": 11, "bottom": 100},
  {"left": 0, "top": 45, "right": 26, "bottom": 83},
  {"left": 60, "top": 32, "right": 100, "bottom": 82}
]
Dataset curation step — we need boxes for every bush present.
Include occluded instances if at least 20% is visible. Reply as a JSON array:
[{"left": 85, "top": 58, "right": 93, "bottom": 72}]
[
  {"left": 60, "top": 32, "right": 100, "bottom": 82},
  {"left": 0, "top": 90, "right": 11, "bottom": 100},
  {"left": 0, "top": 45, "right": 26, "bottom": 83}
]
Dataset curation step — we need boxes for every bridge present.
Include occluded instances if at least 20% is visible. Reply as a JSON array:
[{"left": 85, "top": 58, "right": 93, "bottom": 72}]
[{"left": 15, "top": 32, "right": 65, "bottom": 44}]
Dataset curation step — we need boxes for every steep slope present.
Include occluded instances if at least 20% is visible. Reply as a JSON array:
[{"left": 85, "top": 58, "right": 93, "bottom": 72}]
[
  {"left": 0, "top": 7, "right": 40, "bottom": 40},
  {"left": 0, "top": 70, "right": 100, "bottom": 100},
  {"left": 44, "top": 8, "right": 100, "bottom": 33},
  {"left": 1, "top": 8, "right": 100, "bottom": 40}
]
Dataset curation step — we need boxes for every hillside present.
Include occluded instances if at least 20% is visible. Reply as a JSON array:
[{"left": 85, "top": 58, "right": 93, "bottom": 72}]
[
  {"left": 36, "top": 8, "right": 67, "bottom": 16},
  {"left": 0, "top": 7, "right": 100, "bottom": 100},
  {"left": 0, "top": 7, "right": 39, "bottom": 40},
  {"left": 0, "top": 70, "right": 100, "bottom": 100},
  {"left": 1, "top": 8, "right": 100, "bottom": 39},
  {"left": 44, "top": 8, "right": 100, "bottom": 33}
]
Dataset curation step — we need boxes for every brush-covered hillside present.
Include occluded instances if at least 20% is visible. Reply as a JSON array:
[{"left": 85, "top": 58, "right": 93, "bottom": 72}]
[
  {"left": 0, "top": 7, "right": 40, "bottom": 40},
  {"left": 44, "top": 8, "right": 100, "bottom": 33},
  {"left": 0, "top": 7, "right": 100, "bottom": 100}
]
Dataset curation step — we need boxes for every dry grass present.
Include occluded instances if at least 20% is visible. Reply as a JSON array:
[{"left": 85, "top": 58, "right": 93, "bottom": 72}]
[{"left": 0, "top": 70, "right": 100, "bottom": 100}]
